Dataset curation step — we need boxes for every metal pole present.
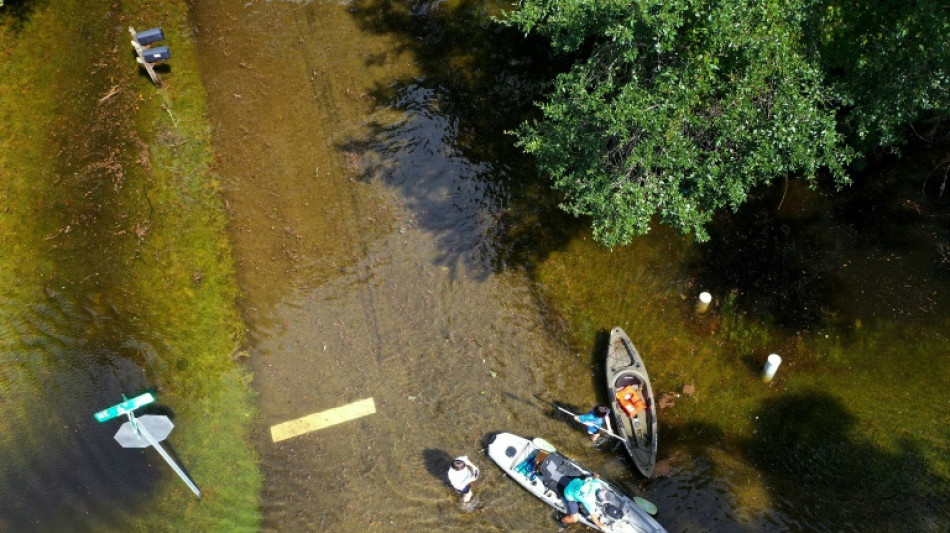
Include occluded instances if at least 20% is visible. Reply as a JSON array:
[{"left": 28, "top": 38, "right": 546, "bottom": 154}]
[{"left": 132, "top": 415, "right": 202, "bottom": 498}]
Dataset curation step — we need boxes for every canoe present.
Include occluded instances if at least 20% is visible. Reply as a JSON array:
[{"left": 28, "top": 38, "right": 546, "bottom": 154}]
[
  {"left": 606, "top": 327, "right": 659, "bottom": 477},
  {"left": 487, "top": 432, "right": 666, "bottom": 533}
]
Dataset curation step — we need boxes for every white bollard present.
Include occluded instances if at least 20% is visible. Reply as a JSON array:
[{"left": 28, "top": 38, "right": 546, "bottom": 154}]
[
  {"left": 695, "top": 292, "right": 712, "bottom": 314},
  {"left": 762, "top": 353, "right": 782, "bottom": 382}
]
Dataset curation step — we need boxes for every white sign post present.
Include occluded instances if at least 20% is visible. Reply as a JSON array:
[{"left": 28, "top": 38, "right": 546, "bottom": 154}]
[{"left": 94, "top": 394, "right": 201, "bottom": 498}]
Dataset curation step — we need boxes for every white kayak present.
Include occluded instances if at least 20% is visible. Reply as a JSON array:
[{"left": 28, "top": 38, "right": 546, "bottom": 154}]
[{"left": 487, "top": 432, "right": 667, "bottom": 533}]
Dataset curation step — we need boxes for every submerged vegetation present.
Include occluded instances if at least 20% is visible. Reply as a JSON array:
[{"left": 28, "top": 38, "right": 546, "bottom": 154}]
[
  {"left": 534, "top": 170, "right": 950, "bottom": 528},
  {"left": 0, "top": 0, "right": 260, "bottom": 529}
]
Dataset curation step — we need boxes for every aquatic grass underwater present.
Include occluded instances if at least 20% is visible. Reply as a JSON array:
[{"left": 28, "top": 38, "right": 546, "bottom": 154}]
[
  {"left": 0, "top": 0, "right": 261, "bottom": 529},
  {"left": 533, "top": 193, "right": 950, "bottom": 529}
]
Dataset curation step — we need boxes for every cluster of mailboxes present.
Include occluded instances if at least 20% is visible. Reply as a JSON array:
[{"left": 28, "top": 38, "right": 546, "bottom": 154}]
[{"left": 134, "top": 27, "right": 171, "bottom": 63}]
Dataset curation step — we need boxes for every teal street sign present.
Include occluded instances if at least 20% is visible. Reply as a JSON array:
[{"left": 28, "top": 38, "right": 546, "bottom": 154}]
[
  {"left": 93, "top": 392, "right": 156, "bottom": 423},
  {"left": 92, "top": 391, "right": 201, "bottom": 498}
]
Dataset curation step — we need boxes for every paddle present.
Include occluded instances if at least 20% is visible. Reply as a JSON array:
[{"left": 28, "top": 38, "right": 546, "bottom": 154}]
[
  {"left": 533, "top": 394, "right": 629, "bottom": 443},
  {"left": 532, "top": 437, "right": 557, "bottom": 453},
  {"left": 633, "top": 496, "right": 658, "bottom": 516}
]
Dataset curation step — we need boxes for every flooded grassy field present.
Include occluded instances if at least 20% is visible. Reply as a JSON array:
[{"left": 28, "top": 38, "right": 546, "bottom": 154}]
[
  {"left": 190, "top": 0, "right": 948, "bottom": 532},
  {"left": 535, "top": 176, "right": 950, "bottom": 531},
  {"left": 1, "top": 1, "right": 259, "bottom": 530}
]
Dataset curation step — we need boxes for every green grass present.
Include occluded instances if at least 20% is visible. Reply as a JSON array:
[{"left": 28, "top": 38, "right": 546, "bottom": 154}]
[{"left": 0, "top": 0, "right": 261, "bottom": 529}]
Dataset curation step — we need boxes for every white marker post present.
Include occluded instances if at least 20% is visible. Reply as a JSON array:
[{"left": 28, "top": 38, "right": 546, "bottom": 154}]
[
  {"left": 762, "top": 353, "right": 782, "bottom": 382},
  {"left": 94, "top": 393, "right": 201, "bottom": 498},
  {"left": 696, "top": 291, "right": 713, "bottom": 314}
]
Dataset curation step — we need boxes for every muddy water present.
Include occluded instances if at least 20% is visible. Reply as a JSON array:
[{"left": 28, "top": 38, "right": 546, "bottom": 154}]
[{"left": 189, "top": 1, "right": 609, "bottom": 531}]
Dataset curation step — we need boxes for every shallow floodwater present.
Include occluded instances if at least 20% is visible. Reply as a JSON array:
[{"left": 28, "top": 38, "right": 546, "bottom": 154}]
[
  {"left": 189, "top": 1, "right": 591, "bottom": 529},
  {"left": 1, "top": 5, "right": 191, "bottom": 529},
  {"left": 0, "top": 291, "right": 161, "bottom": 530},
  {"left": 190, "top": 1, "right": 949, "bottom": 532},
  {"left": 189, "top": 0, "right": 661, "bottom": 530}
]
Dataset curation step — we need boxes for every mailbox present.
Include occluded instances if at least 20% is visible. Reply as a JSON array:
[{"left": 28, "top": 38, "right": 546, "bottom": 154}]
[
  {"left": 135, "top": 27, "right": 165, "bottom": 46},
  {"left": 143, "top": 46, "right": 171, "bottom": 63}
]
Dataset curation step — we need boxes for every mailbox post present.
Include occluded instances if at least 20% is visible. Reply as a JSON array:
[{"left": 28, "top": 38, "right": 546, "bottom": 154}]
[{"left": 128, "top": 26, "right": 170, "bottom": 86}]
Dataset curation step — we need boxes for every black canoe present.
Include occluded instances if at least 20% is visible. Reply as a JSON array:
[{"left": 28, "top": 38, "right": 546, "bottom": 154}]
[{"left": 606, "top": 327, "right": 658, "bottom": 477}]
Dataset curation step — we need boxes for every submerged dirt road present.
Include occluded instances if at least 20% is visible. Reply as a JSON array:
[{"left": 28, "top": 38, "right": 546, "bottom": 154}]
[{"left": 190, "top": 1, "right": 615, "bottom": 530}]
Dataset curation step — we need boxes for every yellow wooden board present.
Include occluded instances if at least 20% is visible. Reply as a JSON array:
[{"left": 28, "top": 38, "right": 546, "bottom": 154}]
[{"left": 270, "top": 397, "right": 376, "bottom": 443}]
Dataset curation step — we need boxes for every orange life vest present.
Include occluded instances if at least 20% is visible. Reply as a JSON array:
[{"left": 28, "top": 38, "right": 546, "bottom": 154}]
[{"left": 616, "top": 385, "right": 647, "bottom": 417}]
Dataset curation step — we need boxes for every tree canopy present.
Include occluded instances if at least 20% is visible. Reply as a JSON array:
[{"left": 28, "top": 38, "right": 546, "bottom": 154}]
[
  {"left": 803, "top": 0, "right": 950, "bottom": 150},
  {"left": 505, "top": 0, "right": 949, "bottom": 245}
]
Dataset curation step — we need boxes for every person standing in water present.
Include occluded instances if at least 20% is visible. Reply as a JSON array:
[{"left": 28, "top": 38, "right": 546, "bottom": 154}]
[
  {"left": 448, "top": 456, "right": 479, "bottom": 503},
  {"left": 574, "top": 405, "right": 613, "bottom": 443}
]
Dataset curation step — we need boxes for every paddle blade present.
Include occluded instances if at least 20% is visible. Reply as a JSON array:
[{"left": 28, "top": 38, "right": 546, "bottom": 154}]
[
  {"left": 633, "top": 496, "right": 657, "bottom": 515},
  {"left": 532, "top": 437, "right": 557, "bottom": 453}
]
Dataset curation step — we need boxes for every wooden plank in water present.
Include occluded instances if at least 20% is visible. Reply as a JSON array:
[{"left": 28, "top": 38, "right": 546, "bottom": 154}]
[{"left": 270, "top": 398, "right": 376, "bottom": 443}]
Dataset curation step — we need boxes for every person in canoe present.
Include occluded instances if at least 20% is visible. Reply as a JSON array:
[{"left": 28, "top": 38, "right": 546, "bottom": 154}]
[
  {"left": 448, "top": 456, "right": 480, "bottom": 503},
  {"left": 573, "top": 405, "right": 614, "bottom": 443},
  {"left": 616, "top": 384, "right": 648, "bottom": 417},
  {"left": 560, "top": 475, "right": 607, "bottom": 528}
]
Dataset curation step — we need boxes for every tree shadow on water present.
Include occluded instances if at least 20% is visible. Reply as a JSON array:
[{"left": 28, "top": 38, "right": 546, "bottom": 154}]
[
  {"left": 0, "top": 0, "right": 39, "bottom": 33},
  {"left": 692, "top": 144, "right": 950, "bottom": 334},
  {"left": 691, "top": 183, "right": 846, "bottom": 332},
  {"left": 649, "top": 421, "right": 763, "bottom": 533},
  {"left": 337, "top": 0, "right": 583, "bottom": 281},
  {"left": 653, "top": 394, "right": 948, "bottom": 532},
  {"left": 739, "top": 390, "right": 948, "bottom": 531},
  {"left": 0, "top": 402, "right": 160, "bottom": 532}
]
